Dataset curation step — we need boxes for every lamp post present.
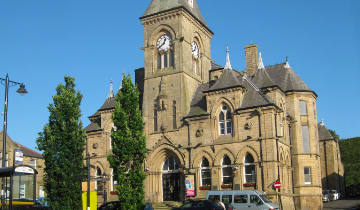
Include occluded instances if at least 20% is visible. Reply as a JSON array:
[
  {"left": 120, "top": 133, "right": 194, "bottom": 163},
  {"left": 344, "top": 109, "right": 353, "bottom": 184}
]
[{"left": 0, "top": 74, "right": 27, "bottom": 209}]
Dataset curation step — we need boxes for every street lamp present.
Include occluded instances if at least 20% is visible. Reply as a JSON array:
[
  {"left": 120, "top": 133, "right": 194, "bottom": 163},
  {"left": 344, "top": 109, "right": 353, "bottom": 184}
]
[{"left": 0, "top": 74, "right": 28, "bottom": 209}]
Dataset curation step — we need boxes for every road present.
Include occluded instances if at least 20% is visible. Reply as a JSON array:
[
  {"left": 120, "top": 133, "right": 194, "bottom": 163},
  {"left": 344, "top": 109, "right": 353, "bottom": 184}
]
[{"left": 324, "top": 198, "right": 360, "bottom": 210}]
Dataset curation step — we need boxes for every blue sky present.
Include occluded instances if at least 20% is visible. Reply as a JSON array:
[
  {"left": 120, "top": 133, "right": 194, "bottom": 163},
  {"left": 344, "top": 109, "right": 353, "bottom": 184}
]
[{"left": 0, "top": 0, "right": 359, "bottom": 151}]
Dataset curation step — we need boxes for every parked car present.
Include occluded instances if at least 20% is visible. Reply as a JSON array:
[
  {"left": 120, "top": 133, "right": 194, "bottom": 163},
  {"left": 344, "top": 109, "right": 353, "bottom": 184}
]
[
  {"left": 206, "top": 190, "right": 279, "bottom": 210},
  {"left": 322, "top": 191, "right": 330, "bottom": 202},
  {"left": 330, "top": 190, "right": 340, "bottom": 200},
  {"left": 98, "top": 201, "right": 122, "bottom": 210},
  {"left": 172, "top": 200, "right": 224, "bottom": 210},
  {"left": 323, "top": 190, "right": 334, "bottom": 201}
]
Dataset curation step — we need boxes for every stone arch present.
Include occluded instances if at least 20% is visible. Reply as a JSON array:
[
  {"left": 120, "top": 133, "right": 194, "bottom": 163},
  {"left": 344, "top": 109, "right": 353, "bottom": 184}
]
[
  {"left": 192, "top": 149, "right": 214, "bottom": 168},
  {"left": 192, "top": 32, "right": 204, "bottom": 53},
  {"left": 147, "top": 24, "right": 177, "bottom": 47},
  {"left": 235, "top": 145, "right": 260, "bottom": 164},
  {"left": 214, "top": 147, "right": 236, "bottom": 166},
  {"left": 210, "top": 97, "right": 235, "bottom": 116},
  {"left": 146, "top": 143, "right": 185, "bottom": 172}
]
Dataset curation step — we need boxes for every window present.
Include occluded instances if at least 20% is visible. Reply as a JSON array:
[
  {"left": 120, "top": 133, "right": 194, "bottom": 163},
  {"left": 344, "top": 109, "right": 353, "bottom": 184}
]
[
  {"left": 162, "top": 155, "right": 179, "bottom": 172},
  {"left": 218, "top": 104, "right": 232, "bottom": 135},
  {"left": 304, "top": 167, "right": 312, "bottom": 184},
  {"left": 156, "top": 34, "right": 174, "bottom": 70},
  {"left": 222, "top": 195, "right": 233, "bottom": 204},
  {"left": 234, "top": 195, "right": 248, "bottom": 203},
  {"left": 299, "top": 100, "right": 307, "bottom": 116},
  {"left": 109, "top": 137, "right": 112, "bottom": 150},
  {"left": 29, "top": 159, "right": 36, "bottom": 169},
  {"left": 302, "top": 125, "right": 310, "bottom": 153},
  {"left": 95, "top": 167, "right": 103, "bottom": 192},
  {"left": 222, "top": 155, "right": 232, "bottom": 185},
  {"left": 154, "top": 105, "right": 158, "bottom": 132},
  {"left": 173, "top": 101, "right": 177, "bottom": 129},
  {"left": 200, "top": 158, "right": 211, "bottom": 186},
  {"left": 244, "top": 153, "right": 256, "bottom": 183},
  {"left": 250, "top": 195, "right": 263, "bottom": 205},
  {"left": 208, "top": 195, "right": 220, "bottom": 202}
]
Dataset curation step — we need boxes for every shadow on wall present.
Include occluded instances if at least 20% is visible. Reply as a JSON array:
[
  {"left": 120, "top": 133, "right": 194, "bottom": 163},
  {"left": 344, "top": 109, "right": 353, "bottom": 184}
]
[{"left": 322, "top": 172, "right": 345, "bottom": 196}]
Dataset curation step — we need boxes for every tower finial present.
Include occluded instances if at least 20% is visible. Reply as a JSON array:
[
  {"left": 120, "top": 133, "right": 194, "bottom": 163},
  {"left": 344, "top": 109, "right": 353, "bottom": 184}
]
[
  {"left": 320, "top": 119, "right": 325, "bottom": 126},
  {"left": 285, "top": 56, "right": 291, "bottom": 69},
  {"left": 108, "top": 79, "right": 114, "bottom": 98},
  {"left": 258, "top": 51, "right": 265, "bottom": 70},
  {"left": 224, "top": 46, "right": 232, "bottom": 70}
]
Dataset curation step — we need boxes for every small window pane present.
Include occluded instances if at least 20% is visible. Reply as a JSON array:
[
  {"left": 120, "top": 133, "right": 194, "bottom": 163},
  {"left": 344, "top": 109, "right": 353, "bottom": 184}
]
[
  {"left": 201, "top": 158, "right": 209, "bottom": 167},
  {"left": 219, "top": 112, "right": 225, "bottom": 121},
  {"left": 223, "top": 177, "right": 232, "bottom": 185},
  {"left": 222, "top": 156, "right": 231, "bottom": 165},
  {"left": 245, "top": 154, "right": 254, "bottom": 163},
  {"left": 302, "top": 125, "right": 310, "bottom": 153},
  {"left": 234, "top": 195, "right": 248, "bottom": 203},
  {"left": 304, "top": 167, "right": 312, "bottom": 184},
  {"left": 157, "top": 53, "right": 161, "bottom": 69},
  {"left": 250, "top": 195, "right": 262, "bottom": 204},
  {"left": 164, "top": 54, "right": 168, "bottom": 68},
  {"left": 300, "top": 100, "right": 307, "bottom": 115}
]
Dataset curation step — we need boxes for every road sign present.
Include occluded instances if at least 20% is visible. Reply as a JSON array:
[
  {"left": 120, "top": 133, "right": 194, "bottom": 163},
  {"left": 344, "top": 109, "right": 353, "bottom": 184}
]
[{"left": 274, "top": 181, "right": 281, "bottom": 189}]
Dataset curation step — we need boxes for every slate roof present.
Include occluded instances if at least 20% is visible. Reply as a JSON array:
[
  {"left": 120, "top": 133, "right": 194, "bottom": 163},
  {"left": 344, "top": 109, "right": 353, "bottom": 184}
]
[
  {"left": 206, "top": 69, "right": 245, "bottom": 93},
  {"left": 86, "top": 96, "right": 115, "bottom": 133},
  {"left": 89, "top": 97, "right": 116, "bottom": 118},
  {"left": 318, "top": 123, "right": 335, "bottom": 141},
  {"left": 266, "top": 63, "right": 314, "bottom": 94},
  {"left": 141, "top": 0, "right": 210, "bottom": 32},
  {"left": 186, "top": 62, "right": 315, "bottom": 118},
  {"left": 0, "top": 131, "right": 42, "bottom": 159}
]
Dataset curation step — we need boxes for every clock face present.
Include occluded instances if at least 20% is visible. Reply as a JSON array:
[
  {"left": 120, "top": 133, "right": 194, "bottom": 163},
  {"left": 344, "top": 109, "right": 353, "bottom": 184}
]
[
  {"left": 188, "top": 0, "right": 194, "bottom": 8},
  {"left": 192, "top": 41, "right": 199, "bottom": 59},
  {"left": 157, "top": 34, "right": 172, "bottom": 52}
]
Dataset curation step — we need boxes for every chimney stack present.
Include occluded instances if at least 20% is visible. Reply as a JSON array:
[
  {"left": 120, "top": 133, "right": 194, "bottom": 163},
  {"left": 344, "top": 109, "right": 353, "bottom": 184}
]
[{"left": 244, "top": 44, "right": 258, "bottom": 77}]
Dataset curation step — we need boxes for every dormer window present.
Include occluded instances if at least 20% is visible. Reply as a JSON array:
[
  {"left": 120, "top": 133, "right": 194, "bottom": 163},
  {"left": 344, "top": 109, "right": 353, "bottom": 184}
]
[{"left": 219, "top": 104, "right": 232, "bottom": 135}]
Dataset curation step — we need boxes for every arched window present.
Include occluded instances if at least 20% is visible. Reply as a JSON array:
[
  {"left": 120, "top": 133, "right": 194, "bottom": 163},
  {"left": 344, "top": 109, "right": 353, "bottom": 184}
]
[
  {"left": 156, "top": 33, "right": 175, "bottom": 70},
  {"left": 162, "top": 155, "right": 180, "bottom": 173},
  {"left": 244, "top": 153, "right": 256, "bottom": 184},
  {"left": 192, "top": 41, "right": 200, "bottom": 75},
  {"left": 200, "top": 157, "right": 211, "bottom": 186},
  {"left": 219, "top": 104, "right": 232, "bottom": 135},
  {"left": 173, "top": 101, "right": 177, "bottom": 129},
  {"left": 154, "top": 104, "right": 158, "bottom": 132},
  {"left": 222, "top": 155, "right": 232, "bottom": 185}
]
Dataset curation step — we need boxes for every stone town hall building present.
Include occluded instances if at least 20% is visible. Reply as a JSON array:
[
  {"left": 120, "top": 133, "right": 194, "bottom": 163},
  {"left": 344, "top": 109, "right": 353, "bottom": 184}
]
[{"left": 85, "top": 0, "right": 344, "bottom": 209}]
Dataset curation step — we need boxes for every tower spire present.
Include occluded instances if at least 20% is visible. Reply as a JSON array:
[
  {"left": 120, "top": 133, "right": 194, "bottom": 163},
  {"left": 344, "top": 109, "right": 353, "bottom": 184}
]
[
  {"left": 224, "top": 46, "right": 232, "bottom": 70},
  {"left": 108, "top": 79, "right": 114, "bottom": 98},
  {"left": 258, "top": 51, "right": 265, "bottom": 70},
  {"left": 285, "top": 56, "right": 291, "bottom": 69}
]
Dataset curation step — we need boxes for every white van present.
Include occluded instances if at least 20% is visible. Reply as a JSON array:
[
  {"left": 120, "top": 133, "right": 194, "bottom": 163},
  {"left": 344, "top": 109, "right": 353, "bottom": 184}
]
[{"left": 206, "top": 190, "right": 279, "bottom": 210}]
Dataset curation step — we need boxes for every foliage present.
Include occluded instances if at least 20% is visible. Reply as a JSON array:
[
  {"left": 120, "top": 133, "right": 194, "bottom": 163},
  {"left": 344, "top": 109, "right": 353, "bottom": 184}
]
[
  {"left": 328, "top": 129, "right": 340, "bottom": 140},
  {"left": 108, "top": 74, "right": 146, "bottom": 210},
  {"left": 339, "top": 137, "right": 360, "bottom": 193},
  {"left": 37, "top": 76, "right": 86, "bottom": 210}
]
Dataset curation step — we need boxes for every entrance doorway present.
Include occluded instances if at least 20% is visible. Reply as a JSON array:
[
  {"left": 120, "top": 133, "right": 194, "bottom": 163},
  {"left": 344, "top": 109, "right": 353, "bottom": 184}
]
[{"left": 162, "top": 155, "right": 180, "bottom": 201}]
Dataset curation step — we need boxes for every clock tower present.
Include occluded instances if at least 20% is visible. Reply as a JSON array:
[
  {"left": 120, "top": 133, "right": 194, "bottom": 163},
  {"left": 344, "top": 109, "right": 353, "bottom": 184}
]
[{"left": 140, "top": 0, "right": 213, "bottom": 135}]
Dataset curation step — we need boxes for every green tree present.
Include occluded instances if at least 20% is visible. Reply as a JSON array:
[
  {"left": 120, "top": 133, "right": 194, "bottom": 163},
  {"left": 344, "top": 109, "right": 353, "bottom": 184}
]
[
  {"left": 339, "top": 137, "right": 360, "bottom": 195},
  {"left": 329, "top": 129, "right": 340, "bottom": 140},
  {"left": 37, "top": 76, "right": 86, "bottom": 210},
  {"left": 108, "top": 74, "right": 146, "bottom": 210}
]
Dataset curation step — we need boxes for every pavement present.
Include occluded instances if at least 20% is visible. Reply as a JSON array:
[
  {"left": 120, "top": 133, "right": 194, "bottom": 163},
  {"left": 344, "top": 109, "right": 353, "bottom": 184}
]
[{"left": 323, "top": 198, "right": 360, "bottom": 210}]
